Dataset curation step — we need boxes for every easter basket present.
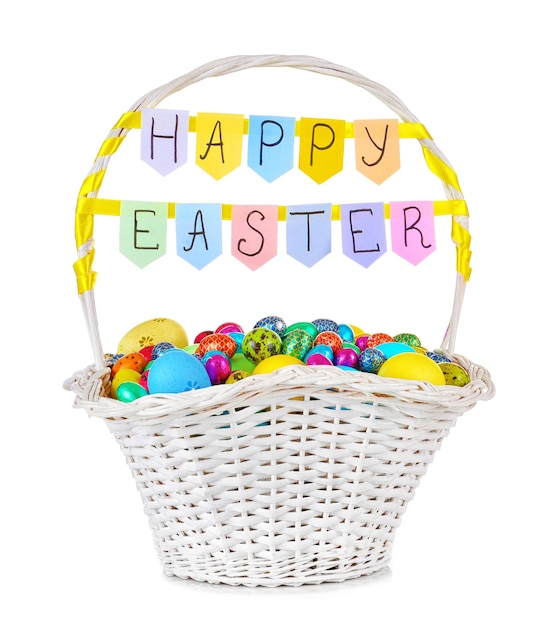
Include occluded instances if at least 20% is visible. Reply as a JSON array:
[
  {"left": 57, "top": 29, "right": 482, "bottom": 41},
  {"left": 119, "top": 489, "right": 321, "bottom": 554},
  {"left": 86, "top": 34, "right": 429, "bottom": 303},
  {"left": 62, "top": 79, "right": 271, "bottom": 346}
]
[{"left": 64, "top": 55, "right": 494, "bottom": 587}]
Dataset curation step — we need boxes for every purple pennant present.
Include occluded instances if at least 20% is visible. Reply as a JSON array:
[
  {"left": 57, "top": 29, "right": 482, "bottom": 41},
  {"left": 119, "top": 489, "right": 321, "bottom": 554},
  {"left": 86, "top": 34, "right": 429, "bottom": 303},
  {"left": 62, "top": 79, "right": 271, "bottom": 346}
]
[
  {"left": 341, "top": 202, "right": 387, "bottom": 267},
  {"left": 141, "top": 108, "right": 189, "bottom": 176},
  {"left": 286, "top": 203, "right": 331, "bottom": 267}
]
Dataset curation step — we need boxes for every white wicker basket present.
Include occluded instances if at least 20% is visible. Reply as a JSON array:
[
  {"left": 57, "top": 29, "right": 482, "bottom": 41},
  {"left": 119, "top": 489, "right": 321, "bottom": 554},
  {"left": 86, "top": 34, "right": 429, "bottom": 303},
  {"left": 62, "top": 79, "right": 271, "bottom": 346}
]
[{"left": 64, "top": 55, "right": 494, "bottom": 587}]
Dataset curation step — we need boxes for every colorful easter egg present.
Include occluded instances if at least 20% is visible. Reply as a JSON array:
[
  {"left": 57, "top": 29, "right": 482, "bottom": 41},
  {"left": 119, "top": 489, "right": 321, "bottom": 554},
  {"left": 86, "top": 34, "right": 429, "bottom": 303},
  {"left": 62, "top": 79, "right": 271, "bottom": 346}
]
[
  {"left": 117, "top": 318, "right": 188, "bottom": 354},
  {"left": 252, "top": 355, "right": 304, "bottom": 375},
  {"left": 194, "top": 330, "right": 213, "bottom": 343},
  {"left": 334, "top": 347, "right": 359, "bottom": 369},
  {"left": 215, "top": 322, "right": 244, "bottom": 334},
  {"left": 116, "top": 381, "right": 148, "bottom": 403},
  {"left": 111, "top": 352, "right": 147, "bottom": 377},
  {"left": 367, "top": 333, "right": 395, "bottom": 348},
  {"left": 359, "top": 347, "right": 387, "bottom": 374},
  {"left": 147, "top": 349, "right": 211, "bottom": 393},
  {"left": 110, "top": 369, "right": 141, "bottom": 398},
  {"left": 254, "top": 315, "right": 288, "bottom": 337},
  {"left": 376, "top": 341, "right": 416, "bottom": 358},
  {"left": 378, "top": 353, "right": 445, "bottom": 385},
  {"left": 281, "top": 328, "right": 314, "bottom": 360},
  {"left": 393, "top": 333, "right": 422, "bottom": 348},
  {"left": 337, "top": 323, "right": 355, "bottom": 343},
  {"left": 314, "top": 331, "right": 343, "bottom": 355},
  {"left": 151, "top": 342, "right": 176, "bottom": 359},
  {"left": 197, "top": 332, "right": 237, "bottom": 358},
  {"left": 225, "top": 370, "right": 251, "bottom": 384},
  {"left": 426, "top": 351, "right": 453, "bottom": 364},
  {"left": 284, "top": 321, "right": 319, "bottom": 339},
  {"left": 204, "top": 353, "right": 232, "bottom": 385},
  {"left": 354, "top": 335, "right": 370, "bottom": 351},
  {"left": 306, "top": 352, "right": 333, "bottom": 366},
  {"left": 305, "top": 344, "right": 334, "bottom": 362},
  {"left": 242, "top": 328, "right": 283, "bottom": 363},
  {"left": 312, "top": 318, "right": 339, "bottom": 333},
  {"left": 439, "top": 362, "right": 471, "bottom": 386},
  {"left": 228, "top": 332, "right": 245, "bottom": 352}
]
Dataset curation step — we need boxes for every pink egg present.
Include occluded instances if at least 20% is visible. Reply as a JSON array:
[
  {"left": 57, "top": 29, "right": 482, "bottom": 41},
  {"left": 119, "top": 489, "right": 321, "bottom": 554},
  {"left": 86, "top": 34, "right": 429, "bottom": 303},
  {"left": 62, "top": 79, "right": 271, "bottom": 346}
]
[
  {"left": 306, "top": 353, "right": 333, "bottom": 366},
  {"left": 215, "top": 322, "right": 244, "bottom": 334},
  {"left": 204, "top": 353, "right": 232, "bottom": 385},
  {"left": 355, "top": 335, "right": 370, "bottom": 351}
]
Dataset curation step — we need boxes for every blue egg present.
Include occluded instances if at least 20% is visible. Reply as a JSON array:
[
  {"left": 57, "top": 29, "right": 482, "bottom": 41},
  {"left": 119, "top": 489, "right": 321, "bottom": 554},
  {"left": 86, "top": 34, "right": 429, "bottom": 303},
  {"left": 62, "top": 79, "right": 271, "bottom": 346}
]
[
  {"left": 228, "top": 331, "right": 245, "bottom": 353},
  {"left": 148, "top": 349, "right": 211, "bottom": 393},
  {"left": 377, "top": 342, "right": 416, "bottom": 358},
  {"left": 312, "top": 318, "right": 339, "bottom": 334},
  {"left": 359, "top": 347, "right": 387, "bottom": 374},
  {"left": 304, "top": 344, "right": 334, "bottom": 362},
  {"left": 426, "top": 351, "right": 452, "bottom": 363},
  {"left": 151, "top": 341, "right": 176, "bottom": 359},
  {"left": 337, "top": 323, "right": 355, "bottom": 343},
  {"left": 254, "top": 315, "right": 288, "bottom": 337}
]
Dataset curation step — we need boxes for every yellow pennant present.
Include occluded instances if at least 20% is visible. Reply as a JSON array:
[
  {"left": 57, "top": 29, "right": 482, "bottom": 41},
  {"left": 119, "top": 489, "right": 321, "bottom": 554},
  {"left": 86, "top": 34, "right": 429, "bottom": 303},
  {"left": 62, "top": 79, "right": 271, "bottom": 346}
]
[
  {"left": 195, "top": 113, "right": 244, "bottom": 180},
  {"left": 354, "top": 119, "right": 400, "bottom": 184},
  {"left": 298, "top": 118, "right": 345, "bottom": 184}
]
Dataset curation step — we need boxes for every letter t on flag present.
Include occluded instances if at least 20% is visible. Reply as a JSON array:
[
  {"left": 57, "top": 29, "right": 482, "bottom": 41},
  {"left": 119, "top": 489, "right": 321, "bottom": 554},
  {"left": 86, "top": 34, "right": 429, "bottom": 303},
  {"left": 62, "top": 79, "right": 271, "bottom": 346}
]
[{"left": 141, "top": 109, "right": 189, "bottom": 175}]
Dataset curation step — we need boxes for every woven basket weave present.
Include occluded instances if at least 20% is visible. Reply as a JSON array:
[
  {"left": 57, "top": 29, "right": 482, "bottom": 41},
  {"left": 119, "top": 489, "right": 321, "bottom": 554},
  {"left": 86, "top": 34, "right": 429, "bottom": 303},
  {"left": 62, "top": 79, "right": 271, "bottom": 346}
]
[{"left": 64, "top": 55, "right": 494, "bottom": 587}]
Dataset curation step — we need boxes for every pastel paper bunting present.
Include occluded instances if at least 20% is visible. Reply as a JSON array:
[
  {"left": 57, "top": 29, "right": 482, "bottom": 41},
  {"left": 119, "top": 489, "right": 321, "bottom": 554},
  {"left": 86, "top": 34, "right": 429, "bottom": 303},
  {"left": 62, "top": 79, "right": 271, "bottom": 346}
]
[
  {"left": 231, "top": 205, "right": 278, "bottom": 270},
  {"left": 247, "top": 115, "right": 296, "bottom": 182},
  {"left": 354, "top": 119, "right": 400, "bottom": 184},
  {"left": 119, "top": 201, "right": 168, "bottom": 268},
  {"left": 195, "top": 113, "right": 244, "bottom": 180},
  {"left": 141, "top": 109, "right": 189, "bottom": 175},
  {"left": 298, "top": 118, "right": 345, "bottom": 184},
  {"left": 390, "top": 201, "right": 436, "bottom": 265},
  {"left": 341, "top": 202, "right": 387, "bottom": 267},
  {"left": 286, "top": 203, "right": 331, "bottom": 267},
  {"left": 176, "top": 203, "right": 222, "bottom": 269}
]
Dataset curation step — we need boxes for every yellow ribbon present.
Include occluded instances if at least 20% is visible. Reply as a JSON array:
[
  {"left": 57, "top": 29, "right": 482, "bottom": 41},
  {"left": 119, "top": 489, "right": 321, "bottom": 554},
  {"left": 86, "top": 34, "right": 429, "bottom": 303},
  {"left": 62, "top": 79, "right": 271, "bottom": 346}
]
[{"left": 73, "top": 249, "right": 97, "bottom": 294}]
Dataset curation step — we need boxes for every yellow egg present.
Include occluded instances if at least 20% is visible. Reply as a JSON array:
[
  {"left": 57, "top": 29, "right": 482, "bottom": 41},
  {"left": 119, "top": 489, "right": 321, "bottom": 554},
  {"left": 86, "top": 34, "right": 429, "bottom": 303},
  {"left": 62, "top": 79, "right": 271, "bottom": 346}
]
[
  {"left": 377, "top": 352, "right": 446, "bottom": 386},
  {"left": 110, "top": 369, "right": 141, "bottom": 398},
  {"left": 117, "top": 318, "right": 188, "bottom": 354},
  {"left": 349, "top": 324, "right": 366, "bottom": 336},
  {"left": 252, "top": 355, "right": 305, "bottom": 375}
]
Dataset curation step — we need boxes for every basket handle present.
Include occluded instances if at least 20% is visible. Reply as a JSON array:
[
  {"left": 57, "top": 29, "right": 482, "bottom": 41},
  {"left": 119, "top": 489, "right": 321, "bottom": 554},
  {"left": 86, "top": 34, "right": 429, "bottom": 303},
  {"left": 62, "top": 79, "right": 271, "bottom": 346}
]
[{"left": 73, "top": 54, "right": 471, "bottom": 369}]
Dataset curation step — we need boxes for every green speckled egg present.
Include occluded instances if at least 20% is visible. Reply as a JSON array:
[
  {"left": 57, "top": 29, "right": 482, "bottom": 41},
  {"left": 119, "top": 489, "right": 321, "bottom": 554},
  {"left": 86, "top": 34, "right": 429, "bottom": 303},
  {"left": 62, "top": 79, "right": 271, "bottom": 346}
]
[
  {"left": 242, "top": 328, "right": 283, "bottom": 364},
  {"left": 439, "top": 362, "right": 471, "bottom": 387}
]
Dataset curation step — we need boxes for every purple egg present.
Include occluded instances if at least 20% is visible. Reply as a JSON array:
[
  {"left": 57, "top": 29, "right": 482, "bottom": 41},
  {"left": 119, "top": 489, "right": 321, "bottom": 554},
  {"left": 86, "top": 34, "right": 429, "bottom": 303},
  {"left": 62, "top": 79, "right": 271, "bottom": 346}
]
[
  {"left": 334, "top": 347, "right": 359, "bottom": 369},
  {"left": 204, "top": 353, "right": 232, "bottom": 384}
]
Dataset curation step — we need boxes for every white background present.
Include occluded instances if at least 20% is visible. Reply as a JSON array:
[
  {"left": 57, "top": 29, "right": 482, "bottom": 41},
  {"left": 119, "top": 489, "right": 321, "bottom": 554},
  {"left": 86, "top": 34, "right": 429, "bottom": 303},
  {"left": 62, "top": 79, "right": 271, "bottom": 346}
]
[{"left": 2, "top": 1, "right": 554, "bottom": 624}]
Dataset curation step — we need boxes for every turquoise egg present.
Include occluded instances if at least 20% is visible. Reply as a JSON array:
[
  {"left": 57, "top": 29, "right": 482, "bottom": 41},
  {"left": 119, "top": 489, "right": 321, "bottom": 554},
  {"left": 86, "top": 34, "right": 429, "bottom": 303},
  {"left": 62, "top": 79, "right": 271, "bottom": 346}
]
[
  {"left": 378, "top": 342, "right": 416, "bottom": 358},
  {"left": 284, "top": 321, "right": 319, "bottom": 340},
  {"left": 116, "top": 381, "right": 148, "bottom": 402},
  {"left": 148, "top": 349, "right": 211, "bottom": 393},
  {"left": 337, "top": 323, "right": 355, "bottom": 343},
  {"left": 304, "top": 344, "right": 334, "bottom": 362}
]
